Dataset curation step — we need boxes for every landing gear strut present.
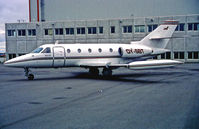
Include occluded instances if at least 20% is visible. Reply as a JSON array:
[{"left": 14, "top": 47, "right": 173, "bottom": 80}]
[
  {"left": 24, "top": 68, "right": 34, "bottom": 80},
  {"left": 89, "top": 68, "right": 99, "bottom": 76},
  {"left": 102, "top": 68, "right": 112, "bottom": 77}
]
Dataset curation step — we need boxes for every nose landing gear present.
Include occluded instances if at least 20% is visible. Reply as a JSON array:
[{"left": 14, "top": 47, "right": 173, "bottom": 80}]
[{"left": 24, "top": 68, "right": 34, "bottom": 80}]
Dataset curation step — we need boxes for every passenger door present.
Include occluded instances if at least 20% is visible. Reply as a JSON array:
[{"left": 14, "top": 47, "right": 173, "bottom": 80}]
[{"left": 53, "top": 46, "right": 65, "bottom": 67}]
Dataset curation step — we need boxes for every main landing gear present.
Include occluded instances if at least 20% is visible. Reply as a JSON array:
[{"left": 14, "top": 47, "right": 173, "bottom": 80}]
[
  {"left": 89, "top": 68, "right": 99, "bottom": 76},
  {"left": 89, "top": 68, "right": 112, "bottom": 77},
  {"left": 102, "top": 68, "right": 112, "bottom": 77},
  {"left": 24, "top": 68, "right": 34, "bottom": 80}
]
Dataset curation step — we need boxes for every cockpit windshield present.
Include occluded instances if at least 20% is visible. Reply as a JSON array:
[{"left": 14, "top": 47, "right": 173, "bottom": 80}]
[
  {"left": 42, "top": 47, "right": 51, "bottom": 53},
  {"left": 32, "top": 47, "right": 43, "bottom": 53}
]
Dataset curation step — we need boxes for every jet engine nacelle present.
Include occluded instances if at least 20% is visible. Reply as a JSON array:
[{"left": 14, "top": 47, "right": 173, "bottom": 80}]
[{"left": 119, "top": 44, "right": 153, "bottom": 58}]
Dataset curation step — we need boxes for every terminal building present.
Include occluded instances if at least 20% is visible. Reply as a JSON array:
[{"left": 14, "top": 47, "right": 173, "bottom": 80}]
[{"left": 5, "top": 0, "right": 199, "bottom": 62}]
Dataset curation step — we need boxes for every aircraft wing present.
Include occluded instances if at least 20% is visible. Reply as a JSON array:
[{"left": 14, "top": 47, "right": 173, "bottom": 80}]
[
  {"left": 79, "top": 60, "right": 183, "bottom": 69},
  {"left": 79, "top": 62, "right": 113, "bottom": 68}
]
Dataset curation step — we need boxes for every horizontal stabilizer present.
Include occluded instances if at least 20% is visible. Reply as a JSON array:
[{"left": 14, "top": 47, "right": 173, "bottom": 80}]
[
  {"left": 149, "top": 36, "right": 172, "bottom": 40},
  {"left": 152, "top": 48, "right": 170, "bottom": 55}
]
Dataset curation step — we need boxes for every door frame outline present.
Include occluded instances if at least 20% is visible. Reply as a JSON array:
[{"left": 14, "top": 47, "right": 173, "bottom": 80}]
[{"left": 52, "top": 46, "right": 66, "bottom": 67}]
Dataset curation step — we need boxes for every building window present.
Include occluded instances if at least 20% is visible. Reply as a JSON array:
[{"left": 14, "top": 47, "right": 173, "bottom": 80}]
[
  {"left": 18, "top": 54, "right": 25, "bottom": 56},
  {"left": 175, "top": 23, "right": 185, "bottom": 31},
  {"left": 166, "top": 52, "right": 171, "bottom": 59},
  {"left": 28, "top": 29, "right": 36, "bottom": 36},
  {"left": 110, "top": 26, "right": 115, "bottom": 33},
  {"left": 66, "top": 28, "right": 74, "bottom": 35},
  {"left": 7, "top": 30, "right": 16, "bottom": 36},
  {"left": 153, "top": 56, "right": 158, "bottom": 59},
  {"left": 123, "top": 25, "right": 132, "bottom": 33},
  {"left": 161, "top": 52, "right": 171, "bottom": 59},
  {"left": 161, "top": 53, "right": 165, "bottom": 59},
  {"left": 77, "top": 27, "right": 85, "bottom": 35},
  {"left": 18, "top": 29, "right": 26, "bottom": 36},
  {"left": 135, "top": 25, "right": 145, "bottom": 33},
  {"left": 99, "top": 27, "right": 103, "bottom": 34},
  {"left": 88, "top": 27, "right": 97, "bottom": 34},
  {"left": 147, "top": 25, "right": 158, "bottom": 32},
  {"left": 8, "top": 54, "right": 16, "bottom": 59},
  {"left": 55, "top": 28, "right": 63, "bottom": 35},
  {"left": 188, "top": 23, "right": 199, "bottom": 31},
  {"left": 188, "top": 52, "right": 199, "bottom": 59},
  {"left": 193, "top": 52, "right": 199, "bottom": 59},
  {"left": 174, "top": 52, "right": 184, "bottom": 59},
  {"left": 44, "top": 29, "right": 53, "bottom": 35}
]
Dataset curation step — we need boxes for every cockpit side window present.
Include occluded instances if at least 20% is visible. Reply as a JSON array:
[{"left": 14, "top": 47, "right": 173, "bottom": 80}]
[
  {"left": 42, "top": 47, "right": 51, "bottom": 53},
  {"left": 32, "top": 47, "right": 43, "bottom": 53}
]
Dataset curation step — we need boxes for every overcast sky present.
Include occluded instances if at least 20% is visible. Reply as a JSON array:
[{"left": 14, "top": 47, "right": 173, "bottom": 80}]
[{"left": 0, "top": 0, "right": 28, "bottom": 52}]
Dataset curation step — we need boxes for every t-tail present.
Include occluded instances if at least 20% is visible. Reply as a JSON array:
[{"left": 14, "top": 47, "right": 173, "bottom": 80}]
[
  {"left": 135, "top": 20, "right": 178, "bottom": 55},
  {"left": 127, "top": 20, "right": 182, "bottom": 70}
]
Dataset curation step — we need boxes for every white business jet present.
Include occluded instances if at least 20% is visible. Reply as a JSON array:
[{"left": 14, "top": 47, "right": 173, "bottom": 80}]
[{"left": 4, "top": 20, "right": 183, "bottom": 80}]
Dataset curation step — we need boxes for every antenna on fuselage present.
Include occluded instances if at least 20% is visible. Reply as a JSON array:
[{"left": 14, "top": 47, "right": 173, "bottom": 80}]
[{"left": 55, "top": 40, "right": 59, "bottom": 45}]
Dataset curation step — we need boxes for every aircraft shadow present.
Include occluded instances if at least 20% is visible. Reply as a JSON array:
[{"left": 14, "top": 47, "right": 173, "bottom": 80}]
[
  {"left": 70, "top": 72, "right": 178, "bottom": 84},
  {"left": 12, "top": 71, "right": 180, "bottom": 84}
]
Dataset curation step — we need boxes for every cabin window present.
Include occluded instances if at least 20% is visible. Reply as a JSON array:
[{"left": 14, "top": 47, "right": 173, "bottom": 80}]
[
  {"left": 109, "top": 48, "right": 113, "bottom": 52},
  {"left": 32, "top": 47, "right": 43, "bottom": 53},
  {"left": 88, "top": 48, "right": 92, "bottom": 53},
  {"left": 67, "top": 49, "right": 71, "bottom": 53},
  {"left": 42, "top": 47, "right": 51, "bottom": 53},
  {"left": 98, "top": 48, "right": 102, "bottom": 53},
  {"left": 118, "top": 47, "right": 123, "bottom": 56},
  {"left": 78, "top": 49, "right": 81, "bottom": 53}
]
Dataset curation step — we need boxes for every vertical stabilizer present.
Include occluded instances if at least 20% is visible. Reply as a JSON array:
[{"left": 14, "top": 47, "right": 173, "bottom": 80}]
[{"left": 138, "top": 20, "right": 178, "bottom": 49}]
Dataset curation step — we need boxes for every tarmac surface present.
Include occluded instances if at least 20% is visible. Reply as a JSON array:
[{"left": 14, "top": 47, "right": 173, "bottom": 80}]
[{"left": 0, "top": 63, "right": 199, "bottom": 129}]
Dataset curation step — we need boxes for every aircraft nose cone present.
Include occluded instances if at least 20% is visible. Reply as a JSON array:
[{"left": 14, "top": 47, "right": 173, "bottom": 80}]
[
  {"left": 3, "top": 57, "right": 21, "bottom": 67},
  {"left": 4, "top": 59, "right": 14, "bottom": 67}
]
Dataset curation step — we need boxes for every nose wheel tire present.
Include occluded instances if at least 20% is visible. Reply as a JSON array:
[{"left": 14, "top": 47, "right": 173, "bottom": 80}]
[
  {"left": 24, "top": 68, "right": 34, "bottom": 80},
  {"left": 28, "top": 74, "right": 34, "bottom": 80}
]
